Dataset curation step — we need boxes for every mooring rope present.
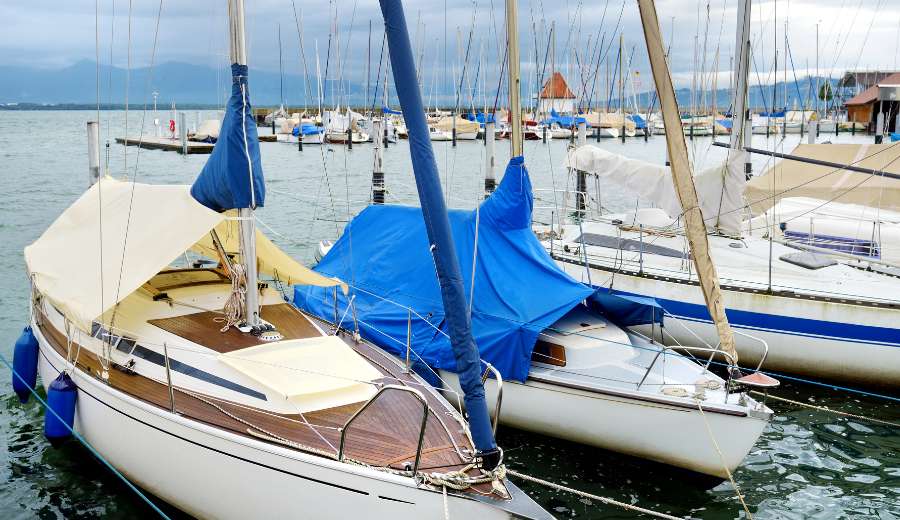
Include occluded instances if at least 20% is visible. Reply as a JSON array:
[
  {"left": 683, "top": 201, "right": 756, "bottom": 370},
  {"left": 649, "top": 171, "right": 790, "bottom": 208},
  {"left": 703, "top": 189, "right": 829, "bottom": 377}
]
[
  {"left": 751, "top": 391, "right": 900, "bottom": 428},
  {"left": 696, "top": 403, "right": 753, "bottom": 519},
  {"left": 506, "top": 469, "right": 684, "bottom": 519},
  {"left": 0, "top": 353, "right": 172, "bottom": 519}
]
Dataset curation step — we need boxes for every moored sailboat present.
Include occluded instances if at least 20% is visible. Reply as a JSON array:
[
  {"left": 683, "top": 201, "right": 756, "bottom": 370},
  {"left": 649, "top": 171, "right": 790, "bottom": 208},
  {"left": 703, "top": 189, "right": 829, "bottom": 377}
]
[{"left": 13, "top": 2, "right": 550, "bottom": 518}]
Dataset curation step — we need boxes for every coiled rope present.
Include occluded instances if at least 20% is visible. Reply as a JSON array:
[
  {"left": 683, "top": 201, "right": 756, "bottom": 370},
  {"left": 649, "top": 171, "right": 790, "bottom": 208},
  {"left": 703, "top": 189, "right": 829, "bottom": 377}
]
[{"left": 217, "top": 263, "right": 246, "bottom": 332}]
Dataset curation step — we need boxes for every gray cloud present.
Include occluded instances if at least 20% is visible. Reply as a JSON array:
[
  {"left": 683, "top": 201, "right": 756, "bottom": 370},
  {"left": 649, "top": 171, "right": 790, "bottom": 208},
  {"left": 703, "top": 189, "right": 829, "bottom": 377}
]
[{"left": 2, "top": 0, "right": 898, "bottom": 93}]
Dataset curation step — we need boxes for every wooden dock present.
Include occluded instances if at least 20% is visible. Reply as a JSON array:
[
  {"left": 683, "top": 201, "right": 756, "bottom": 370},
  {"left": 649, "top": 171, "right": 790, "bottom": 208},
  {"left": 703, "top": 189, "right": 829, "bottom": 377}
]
[
  {"left": 117, "top": 133, "right": 277, "bottom": 154},
  {"left": 115, "top": 136, "right": 214, "bottom": 154}
]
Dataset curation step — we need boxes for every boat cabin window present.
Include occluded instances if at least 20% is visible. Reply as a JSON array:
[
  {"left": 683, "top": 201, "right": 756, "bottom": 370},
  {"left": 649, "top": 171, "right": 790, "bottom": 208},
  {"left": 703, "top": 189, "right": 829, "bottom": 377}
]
[{"left": 531, "top": 340, "right": 566, "bottom": 367}]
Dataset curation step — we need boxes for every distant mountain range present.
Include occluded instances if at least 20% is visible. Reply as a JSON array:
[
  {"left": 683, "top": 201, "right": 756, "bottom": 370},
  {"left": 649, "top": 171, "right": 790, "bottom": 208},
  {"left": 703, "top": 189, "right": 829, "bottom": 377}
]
[{"left": 0, "top": 60, "right": 844, "bottom": 112}]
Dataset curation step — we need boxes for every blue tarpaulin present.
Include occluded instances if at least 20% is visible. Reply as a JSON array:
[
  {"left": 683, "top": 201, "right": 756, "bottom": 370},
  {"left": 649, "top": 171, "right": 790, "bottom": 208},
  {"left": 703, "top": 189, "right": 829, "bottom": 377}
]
[
  {"left": 627, "top": 114, "right": 647, "bottom": 129},
  {"left": 382, "top": 105, "right": 402, "bottom": 115},
  {"left": 758, "top": 109, "right": 786, "bottom": 118},
  {"left": 588, "top": 288, "right": 664, "bottom": 327},
  {"left": 890, "top": 132, "right": 900, "bottom": 142},
  {"left": 191, "top": 63, "right": 265, "bottom": 211},
  {"left": 294, "top": 157, "right": 595, "bottom": 383},
  {"left": 717, "top": 118, "right": 733, "bottom": 130},
  {"left": 465, "top": 112, "right": 496, "bottom": 126},
  {"left": 293, "top": 123, "right": 323, "bottom": 136},
  {"left": 541, "top": 108, "right": 589, "bottom": 128}
]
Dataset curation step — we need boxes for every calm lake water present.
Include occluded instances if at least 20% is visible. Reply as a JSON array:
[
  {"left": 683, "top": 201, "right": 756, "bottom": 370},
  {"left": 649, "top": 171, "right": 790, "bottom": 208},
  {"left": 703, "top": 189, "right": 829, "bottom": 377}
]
[{"left": 0, "top": 110, "right": 897, "bottom": 519}]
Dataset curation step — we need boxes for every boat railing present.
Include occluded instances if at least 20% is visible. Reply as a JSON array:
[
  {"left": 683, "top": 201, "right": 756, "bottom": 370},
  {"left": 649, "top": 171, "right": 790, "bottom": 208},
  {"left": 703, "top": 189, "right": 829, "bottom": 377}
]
[
  {"left": 480, "top": 362, "right": 503, "bottom": 436},
  {"left": 337, "top": 384, "right": 429, "bottom": 475},
  {"left": 637, "top": 345, "right": 738, "bottom": 399},
  {"left": 731, "top": 329, "right": 770, "bottom": 373}
]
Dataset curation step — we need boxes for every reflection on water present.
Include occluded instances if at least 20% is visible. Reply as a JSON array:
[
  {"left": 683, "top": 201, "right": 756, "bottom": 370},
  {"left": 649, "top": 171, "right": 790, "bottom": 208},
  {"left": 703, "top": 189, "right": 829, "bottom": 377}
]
[{"left": 0, "top": 111, "right": 897, "bottom": 518}]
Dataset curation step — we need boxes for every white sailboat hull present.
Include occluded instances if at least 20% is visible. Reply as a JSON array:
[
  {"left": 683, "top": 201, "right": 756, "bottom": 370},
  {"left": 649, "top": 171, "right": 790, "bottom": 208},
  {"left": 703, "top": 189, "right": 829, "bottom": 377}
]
[
  {"left": 33, "top": 325, "right": 523, "bottom": 520},
  {"left": 440, "top": 371, "right": 767, "bottom": 478},
  {"left": 552, "top": 257, "right": 900, "bottom": 386}
]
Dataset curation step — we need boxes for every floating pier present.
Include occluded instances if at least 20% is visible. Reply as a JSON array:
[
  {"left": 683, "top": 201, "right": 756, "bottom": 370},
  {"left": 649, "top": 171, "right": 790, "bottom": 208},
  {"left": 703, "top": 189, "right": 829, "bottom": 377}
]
[{"left": 116, "top": 134, "right": 277, "bottom": 154}]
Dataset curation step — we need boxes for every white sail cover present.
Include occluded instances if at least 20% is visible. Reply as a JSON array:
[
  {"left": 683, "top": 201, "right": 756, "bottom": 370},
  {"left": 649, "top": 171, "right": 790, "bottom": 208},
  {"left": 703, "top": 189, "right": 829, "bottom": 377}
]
[
  {"left": 434, "top": 116, "right": 481, "bottom": 134},
  {"left": 746, "top": 143, "right": 900, "bottom": 216},
  {"left": 565, "top": 145, "right": 744, "bottom": 235},
  {"left": 25, "top": 178, "right": 342, "bottom": 330}
]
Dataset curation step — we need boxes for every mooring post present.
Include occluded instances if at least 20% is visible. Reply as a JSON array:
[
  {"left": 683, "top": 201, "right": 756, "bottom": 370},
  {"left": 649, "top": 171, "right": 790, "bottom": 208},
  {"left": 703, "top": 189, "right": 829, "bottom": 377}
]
[
  {"left": 542, "top": 125, "right": 547, "bottom": 143},
  {"left": 807, "top": 120, "right": 817, "bottom": 144},
  {"left": 876, "top": 111, "right": 884, "bottom": 144},
  {"left": 577, "top": 121, "right": 587, "bottom": 147},
  {"left": 347, "top": 127, "right": 353, "bottom": 149},
  {"left": 372, "top": 118, "right": 385, "bottom": 204},
  {"left": 484, "top": 120, "right": 496, "bottom": 197},
  {"left": 452, "top": 126, "right": 457, "bottom": 147},
  {"left": 179, "top": 112, "right": 187, "bottom": 155},
  {"left": 743, "top": 117, "right": 752, "bottom": 178},
  {"left": 87, "top": 121, "right": 100, "bottom": 186}
]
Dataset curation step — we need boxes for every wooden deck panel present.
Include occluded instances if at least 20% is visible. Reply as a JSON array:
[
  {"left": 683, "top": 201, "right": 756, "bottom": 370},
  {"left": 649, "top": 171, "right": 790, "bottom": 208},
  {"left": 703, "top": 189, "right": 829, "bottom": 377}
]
[
  {"left": 148, "top": 303, "right": 322, "bottom": 353},
  {"left": 38, "top": 306, "right": 480, "bottom": 478}
]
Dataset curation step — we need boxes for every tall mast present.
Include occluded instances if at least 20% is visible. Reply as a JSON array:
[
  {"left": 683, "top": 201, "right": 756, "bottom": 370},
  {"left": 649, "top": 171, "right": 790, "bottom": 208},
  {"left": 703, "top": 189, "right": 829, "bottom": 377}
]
[
  {"left": 278, "top": 23, "right": 284, "bottom": 109},
  {"left": 505, "top": 0, "right": 523, "bottom": 157},
  {"left": 228, "top": 0, "right": 260, "bottom": 328},
  {"left": 637, "top": 0, "right": 738, "bottom": 363}
]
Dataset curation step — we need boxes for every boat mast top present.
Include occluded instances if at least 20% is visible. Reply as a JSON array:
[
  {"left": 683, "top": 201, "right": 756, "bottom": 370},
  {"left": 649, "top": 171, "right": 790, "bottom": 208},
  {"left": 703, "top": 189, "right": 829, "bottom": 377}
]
[{"left": 505, "top": 0, "right": 523, "bottom": 157}]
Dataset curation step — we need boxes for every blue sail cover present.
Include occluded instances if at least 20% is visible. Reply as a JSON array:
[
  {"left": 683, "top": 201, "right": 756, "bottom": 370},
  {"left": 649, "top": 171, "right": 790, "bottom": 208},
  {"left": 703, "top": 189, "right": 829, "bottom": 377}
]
[
  {"left": 191, "top": 64, "right": 265, "bottom": 211},
  {"left": 382, "top": 106, "right": 402, "bottom": 115},
  {"left": 294, "top": 157, "right": 595, "bottom": 383},
  {"left": 378, "top": 0, "right": 496, "bottom": 452}
]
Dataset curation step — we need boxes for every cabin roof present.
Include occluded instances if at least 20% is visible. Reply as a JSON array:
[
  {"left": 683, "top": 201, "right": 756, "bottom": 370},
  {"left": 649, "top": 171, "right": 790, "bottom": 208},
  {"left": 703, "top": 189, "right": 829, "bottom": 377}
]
[
  {"left": 844, "top": 72, "right": 900, "bottom": 106},
  {"left": 540, "top": 72, "right": 576, "bottom": 99}
]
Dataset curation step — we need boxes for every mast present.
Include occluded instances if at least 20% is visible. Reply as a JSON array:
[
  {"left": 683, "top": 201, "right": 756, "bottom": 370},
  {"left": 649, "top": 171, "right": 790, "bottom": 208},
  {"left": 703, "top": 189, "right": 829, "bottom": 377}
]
[
  {"left": 506, "top": 0, "right": 523, "bottom": 157},
  {"left": 229, "top": 0, "right": 260, "bottom": 328},
  {"left": 277, "top": 23, "right": 284, "bottom": 110},
  {"left": 378, "top": 0, "right": 500, "bottom": 465},
  {"left": 637, "top": 0, "right": 738, "bottom": 363}
]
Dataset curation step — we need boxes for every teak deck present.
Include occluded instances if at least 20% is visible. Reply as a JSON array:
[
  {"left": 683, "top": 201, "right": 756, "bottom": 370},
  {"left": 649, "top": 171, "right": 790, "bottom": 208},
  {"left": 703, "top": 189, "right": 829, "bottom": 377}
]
[{"left": 39, "top": 302, "right": 488, "bottom": 487}]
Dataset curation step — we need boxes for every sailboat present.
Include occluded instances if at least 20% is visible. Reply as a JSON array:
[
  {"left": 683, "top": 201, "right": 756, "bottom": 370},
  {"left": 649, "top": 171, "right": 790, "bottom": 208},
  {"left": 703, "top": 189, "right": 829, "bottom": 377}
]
[
  {"left": 14, "top": 1, "right": 549, "bottom": 518},
  {"left": 304, "top": 0, "right": 772, "bottom": 479},
  {"left": 547, "top": 0, "right": 900, "bottom": 386}
]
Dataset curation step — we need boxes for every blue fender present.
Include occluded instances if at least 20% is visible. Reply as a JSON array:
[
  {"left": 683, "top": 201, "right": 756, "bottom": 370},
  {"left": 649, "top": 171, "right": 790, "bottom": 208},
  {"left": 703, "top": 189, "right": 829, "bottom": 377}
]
[
  {"left": 12, "top": 326, "right": 39, "bottom": 404},
  {"left": 44, "top": 372, "right": 77, "bottom": 447}
]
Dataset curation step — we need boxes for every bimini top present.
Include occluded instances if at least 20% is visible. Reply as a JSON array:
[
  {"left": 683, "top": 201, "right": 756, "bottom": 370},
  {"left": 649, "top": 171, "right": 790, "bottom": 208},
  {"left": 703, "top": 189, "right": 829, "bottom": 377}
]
[
  {"left": 295, "top": 158, "right": 595, "bottom": 382},
  {"left": 25, "top": 177, "right": 343, "bottom": 330}
]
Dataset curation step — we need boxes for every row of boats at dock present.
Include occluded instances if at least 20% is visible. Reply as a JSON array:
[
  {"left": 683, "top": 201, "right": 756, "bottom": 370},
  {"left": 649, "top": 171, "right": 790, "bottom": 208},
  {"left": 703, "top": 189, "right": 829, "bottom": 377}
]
[{"left": 8, "top": 0, "right": 898, "bottom": 518}]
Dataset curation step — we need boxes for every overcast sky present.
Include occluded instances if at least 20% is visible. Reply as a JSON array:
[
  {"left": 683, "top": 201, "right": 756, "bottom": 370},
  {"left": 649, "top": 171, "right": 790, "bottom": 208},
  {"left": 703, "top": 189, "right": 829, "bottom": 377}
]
[{"left": 3, "top": 0, "right": 899, "bottom": 93}]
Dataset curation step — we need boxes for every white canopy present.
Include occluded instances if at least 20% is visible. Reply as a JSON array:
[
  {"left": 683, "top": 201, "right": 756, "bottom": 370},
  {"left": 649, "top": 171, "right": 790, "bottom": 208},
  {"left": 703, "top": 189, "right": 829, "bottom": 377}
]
[
  {"left": 746, "top": 143, "right": 900, "bottom": 216},
  {"left": 25, "top": 178, "right": 342, "bottom": 330},
  {"left": 565, "top": 145, "right": 744, "bottom": 235}
]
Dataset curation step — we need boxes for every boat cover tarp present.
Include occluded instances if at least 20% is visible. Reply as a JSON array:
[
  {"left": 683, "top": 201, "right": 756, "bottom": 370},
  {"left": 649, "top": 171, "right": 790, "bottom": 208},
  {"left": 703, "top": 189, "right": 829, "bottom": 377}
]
[
  {"left": 24, "top": 178, "right": 344, "bottom": 332},
  {"left": 541, "top": 108, "right": 589, "bottom": 128},
  {"left": 293, "top": 123, "right": 323, "bottom": 136},
  {"left": 191, "top": 64, "right": 265, "bottom": 212},
  {"left": 25, "top": 178, "right": 223, "bottom": 330},
  {"left": 627, "top": 114, "right": 647, "bottom": 129},
  {"left": 588, "top": 288, "right": 664, "bottom": 327},
  {"left": 382, "top": 106, "right": 402, "bottom": 115},
  {"left": 294, "top": 157, "right": 595, "bottom": 382},
  {"left": 434, "top": 116, "right": 481, "bottom": 134},
  {"left": 746, "top": 143, "right": 900, "bottom": 215},
  {"left": 565, "top": 145, "right": 744, "bottom": 235}
]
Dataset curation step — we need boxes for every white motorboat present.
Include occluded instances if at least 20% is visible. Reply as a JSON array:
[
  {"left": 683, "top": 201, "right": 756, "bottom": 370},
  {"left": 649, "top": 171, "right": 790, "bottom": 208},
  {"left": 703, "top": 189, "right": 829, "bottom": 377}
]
[
  {"left": 428, "top": 126, "right": 453, "bottom": 141},
  {"left": 549, "top": 126, "right": 573, "bottom": 139}
]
